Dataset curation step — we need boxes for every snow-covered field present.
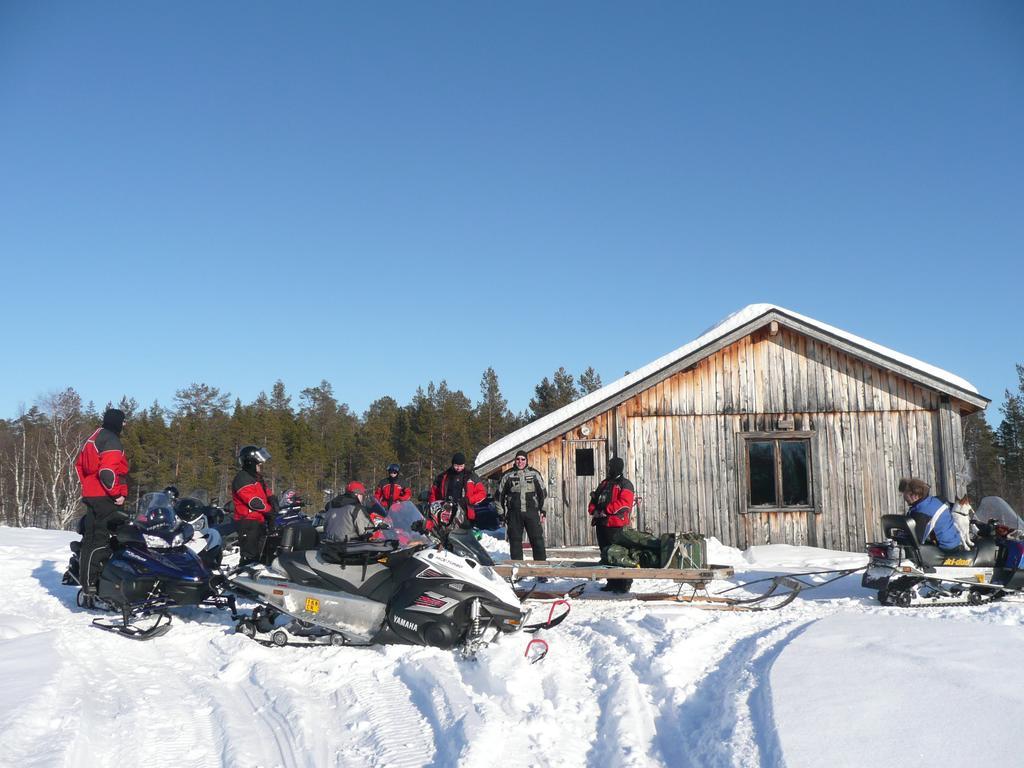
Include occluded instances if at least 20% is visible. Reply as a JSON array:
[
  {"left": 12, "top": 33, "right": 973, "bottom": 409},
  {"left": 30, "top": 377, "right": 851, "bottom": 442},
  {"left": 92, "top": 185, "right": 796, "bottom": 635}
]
[{"left": 2, "top": 526, "right": 1023, "bottom": 768}]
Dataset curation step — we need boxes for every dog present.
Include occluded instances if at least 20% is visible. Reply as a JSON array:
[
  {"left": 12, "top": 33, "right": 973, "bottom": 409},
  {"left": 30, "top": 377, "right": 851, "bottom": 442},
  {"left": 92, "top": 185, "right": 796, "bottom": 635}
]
[{"left": 951, "top": 495, "right": 975, "bottom": 549}]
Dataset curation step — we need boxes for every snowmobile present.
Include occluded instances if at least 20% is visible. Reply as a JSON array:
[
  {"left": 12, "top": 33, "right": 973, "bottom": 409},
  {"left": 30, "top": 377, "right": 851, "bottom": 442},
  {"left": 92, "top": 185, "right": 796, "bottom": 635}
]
[
  {"left": 88, "top": 492, "right": 237, "bottom": 639},
  {"left": 229, "top": 501, "right": 563, "bottom": 650},
  {"left": 863, "top": 496, "right": 1024, "bottom": 607}
]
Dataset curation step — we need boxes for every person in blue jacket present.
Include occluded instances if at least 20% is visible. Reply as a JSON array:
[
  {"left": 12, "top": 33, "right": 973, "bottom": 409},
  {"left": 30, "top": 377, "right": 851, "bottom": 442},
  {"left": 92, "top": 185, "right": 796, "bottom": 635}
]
[{"left": 899, "top": 477, "right": 962, "bottom": 551}]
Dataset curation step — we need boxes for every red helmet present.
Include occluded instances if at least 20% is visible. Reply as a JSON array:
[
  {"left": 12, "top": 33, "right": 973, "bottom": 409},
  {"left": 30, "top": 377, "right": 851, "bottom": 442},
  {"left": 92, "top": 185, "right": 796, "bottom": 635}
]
[{"left": 346, "top": 481, "right": 366, "bottom": 494}]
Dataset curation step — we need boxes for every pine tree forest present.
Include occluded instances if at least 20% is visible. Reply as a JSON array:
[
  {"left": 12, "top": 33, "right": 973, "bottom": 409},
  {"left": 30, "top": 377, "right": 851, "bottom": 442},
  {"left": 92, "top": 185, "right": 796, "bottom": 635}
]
[
  {"left": 0, "top": 367, "right": 603, "bottom": 529},
  {"left": 3, "top": 364, "right": 1023, "bottom": 531}
]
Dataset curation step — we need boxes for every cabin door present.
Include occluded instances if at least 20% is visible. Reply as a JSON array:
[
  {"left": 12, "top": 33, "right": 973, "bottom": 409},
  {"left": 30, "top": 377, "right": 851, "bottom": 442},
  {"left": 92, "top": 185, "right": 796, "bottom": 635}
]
[{"left": 562, "top": 439, "right": 607, "bottom": 546}]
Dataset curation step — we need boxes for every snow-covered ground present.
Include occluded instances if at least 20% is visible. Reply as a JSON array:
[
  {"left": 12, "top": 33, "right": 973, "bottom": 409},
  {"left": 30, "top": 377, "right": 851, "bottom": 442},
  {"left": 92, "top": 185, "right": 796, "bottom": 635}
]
[{"left": 2, "top": 526, "right": 1023, "bottom": 768}]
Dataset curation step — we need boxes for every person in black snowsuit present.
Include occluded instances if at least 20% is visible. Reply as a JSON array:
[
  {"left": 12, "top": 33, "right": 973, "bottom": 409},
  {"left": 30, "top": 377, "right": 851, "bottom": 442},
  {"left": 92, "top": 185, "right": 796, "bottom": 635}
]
[
  {"left": 498, "top": 450, "right": 547, "bottom": 561},
  {"left": 74, "top": 408, "right": 131, "bottom": 605},
  {"left": 589, "top": 457, "right": 636, "bottom": 593},
  {"left": 231, "top": 445, "right": 276, "bottom": 565}
]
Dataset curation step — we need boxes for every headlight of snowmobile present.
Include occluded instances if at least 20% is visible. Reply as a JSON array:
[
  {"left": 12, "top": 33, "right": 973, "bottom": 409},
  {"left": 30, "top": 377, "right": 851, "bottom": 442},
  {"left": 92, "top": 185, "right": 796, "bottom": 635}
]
[{"left": 143, "top": 533, "right": 170, "bottom": 549}]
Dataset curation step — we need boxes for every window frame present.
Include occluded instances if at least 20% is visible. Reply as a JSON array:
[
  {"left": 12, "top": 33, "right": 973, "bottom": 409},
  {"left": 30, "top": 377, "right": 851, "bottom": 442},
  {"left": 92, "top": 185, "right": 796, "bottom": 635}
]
[{"left": 740, "top": 431, "right": 815, "bottom": 514}]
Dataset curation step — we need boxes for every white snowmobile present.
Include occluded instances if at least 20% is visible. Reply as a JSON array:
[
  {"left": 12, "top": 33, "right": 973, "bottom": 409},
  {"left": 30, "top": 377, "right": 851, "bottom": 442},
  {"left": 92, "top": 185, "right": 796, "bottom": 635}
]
[
  {"left": 229, "top": 501, "right": 566, "bottom": 650},
  {"left": 863, "top": 496, "right": 1024, "bottom": 607}
]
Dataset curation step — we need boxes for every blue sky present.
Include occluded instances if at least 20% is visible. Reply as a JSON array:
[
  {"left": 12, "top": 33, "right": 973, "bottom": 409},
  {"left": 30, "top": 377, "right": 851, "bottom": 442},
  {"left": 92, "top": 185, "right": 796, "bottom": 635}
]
[{"left": 1, "top": 1, "right": 1021, "bottom": 423}]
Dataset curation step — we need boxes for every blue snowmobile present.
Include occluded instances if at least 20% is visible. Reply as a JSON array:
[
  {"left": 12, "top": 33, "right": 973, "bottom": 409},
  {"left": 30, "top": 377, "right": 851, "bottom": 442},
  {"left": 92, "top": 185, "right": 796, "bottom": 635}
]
[{"left": 89, "top": 492, "right": 237, "bottom": 640}]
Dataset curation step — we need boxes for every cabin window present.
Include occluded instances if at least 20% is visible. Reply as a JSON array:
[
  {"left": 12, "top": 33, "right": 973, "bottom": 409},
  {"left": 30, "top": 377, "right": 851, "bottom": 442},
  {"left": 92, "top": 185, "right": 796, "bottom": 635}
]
[
  {"left": 745, "top": 437, "right": 811, "bottom": 509},
  {"left": 575, "top": 448, "right": 595, "bottom": 476}
]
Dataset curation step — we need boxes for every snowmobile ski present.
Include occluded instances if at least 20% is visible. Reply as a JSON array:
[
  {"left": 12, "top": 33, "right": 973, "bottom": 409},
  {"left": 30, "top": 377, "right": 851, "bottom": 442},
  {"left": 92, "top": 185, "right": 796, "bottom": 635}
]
[
  {"left": 524, "top": 638, "right": 549, "bottom": 664},
  {"left": 522, "top": 599, "right": 571, "bottom": 632},
  {"left": 515, "top": 583, "right": 586, "bottom": 602},
  {"left": 92, "top": 607, "right": 173, "bottom": 640}
]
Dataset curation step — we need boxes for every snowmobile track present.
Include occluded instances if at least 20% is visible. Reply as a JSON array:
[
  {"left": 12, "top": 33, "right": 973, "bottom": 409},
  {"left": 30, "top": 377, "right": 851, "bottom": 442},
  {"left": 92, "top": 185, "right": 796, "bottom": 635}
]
[{"left": 674, "top": 618, "right": 814, "bottom": 768}]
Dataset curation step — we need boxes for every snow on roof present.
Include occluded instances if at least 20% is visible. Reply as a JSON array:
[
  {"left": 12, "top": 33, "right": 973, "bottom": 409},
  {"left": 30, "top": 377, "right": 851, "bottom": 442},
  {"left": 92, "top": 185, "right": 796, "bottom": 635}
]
[{"left": 475, "top": 303, "right": 980, "bottom": 470}]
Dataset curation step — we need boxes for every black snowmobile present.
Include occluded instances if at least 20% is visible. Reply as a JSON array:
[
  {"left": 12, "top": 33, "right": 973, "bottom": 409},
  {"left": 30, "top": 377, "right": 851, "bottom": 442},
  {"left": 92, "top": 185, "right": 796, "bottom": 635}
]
[
  {"left": 88, "top": 492, "right": 237, "bottom": 639},
  {"left": 863, "top": 496, "right": 1024, "bottom": 607},
  {"left": 230, "top": 501, "right": 564, "bottom": 650}
]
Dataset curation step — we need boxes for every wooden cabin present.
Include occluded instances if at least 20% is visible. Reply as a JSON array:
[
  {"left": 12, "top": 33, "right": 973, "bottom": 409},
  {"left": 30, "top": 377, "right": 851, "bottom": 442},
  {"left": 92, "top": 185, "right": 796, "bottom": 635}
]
[{"left": 475, "top": 304, "right": 989, "bottom": 551}]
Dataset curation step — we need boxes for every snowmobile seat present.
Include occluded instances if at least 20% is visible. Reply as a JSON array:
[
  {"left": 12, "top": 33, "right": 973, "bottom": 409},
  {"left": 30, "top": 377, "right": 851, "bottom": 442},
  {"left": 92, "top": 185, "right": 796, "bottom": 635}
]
[
  {"left": 279, "top": 524, "right": 319, "bottom": 553},
  {"left": 880, "top": 515, "right": 950, "bottom": 567},
  {"left": 320, "top": 539, "right": 397, "bottom": 565},
  {"left": 880, "top": 514, "right": 998, "bottom": 568},
  {"left": 274, "top": 546, "right": 395, "bottom": 596},
  {"left": 273, "top": 550, "right": 326, "bottom": 586}
]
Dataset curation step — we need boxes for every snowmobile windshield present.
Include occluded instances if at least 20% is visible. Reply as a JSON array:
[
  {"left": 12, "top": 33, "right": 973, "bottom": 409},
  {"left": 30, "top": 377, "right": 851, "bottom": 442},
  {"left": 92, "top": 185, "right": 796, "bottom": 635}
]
[
  {"left": 371, "top": 500, "right": 432, "bottom": 547},
  {"left": 135, "top": 492, "right": 191, "bottom": 548},
  {"left": 977, "top": 497, "right": 1023, "bottom": 530},
  {"left": 136, "top": 492, "right": 178, "bottom": 529}
]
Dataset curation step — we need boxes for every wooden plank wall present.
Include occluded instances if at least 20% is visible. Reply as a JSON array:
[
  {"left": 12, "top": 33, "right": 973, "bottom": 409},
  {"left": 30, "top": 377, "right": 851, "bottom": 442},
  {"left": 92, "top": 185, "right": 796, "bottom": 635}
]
[
  {"left": 490, "top": 326, "right": 968, "bottom": 551},
  {"left": 623, "top": 409, "right": 943, "bottom": 550}
]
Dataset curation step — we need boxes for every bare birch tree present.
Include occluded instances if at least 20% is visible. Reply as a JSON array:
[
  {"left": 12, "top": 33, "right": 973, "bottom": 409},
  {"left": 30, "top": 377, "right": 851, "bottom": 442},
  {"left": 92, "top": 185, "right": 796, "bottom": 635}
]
[
  {"left": 38, "top": 389, "right": 87, "bottom": 530},
  {"left": 11, "top": 408, "right": 44, "bottom": 527}
]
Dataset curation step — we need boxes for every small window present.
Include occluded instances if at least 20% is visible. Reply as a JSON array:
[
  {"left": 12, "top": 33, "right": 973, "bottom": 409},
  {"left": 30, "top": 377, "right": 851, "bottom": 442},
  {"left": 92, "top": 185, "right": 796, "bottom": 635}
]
[
  {"left": 575, "top": 448, "right": 595, "bottom": 476},
  {"left": 745, "top": 437, "right": 811, "bottom": 509}
]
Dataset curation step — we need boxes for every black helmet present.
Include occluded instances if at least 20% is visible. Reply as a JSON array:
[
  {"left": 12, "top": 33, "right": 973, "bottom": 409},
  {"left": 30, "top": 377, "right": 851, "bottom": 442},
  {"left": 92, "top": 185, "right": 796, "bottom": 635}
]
[
  {"left": 174, "top": 497, "right": 205, "bottom": 523},
  {"left": 387, "top": 463, "right": 400, "bottom": 475},
  {"left": 238, "top": 445, "right": 271, "bottom": 470},
  {"left": 163, "top": 485, "right": 180, "bottom": 500}
]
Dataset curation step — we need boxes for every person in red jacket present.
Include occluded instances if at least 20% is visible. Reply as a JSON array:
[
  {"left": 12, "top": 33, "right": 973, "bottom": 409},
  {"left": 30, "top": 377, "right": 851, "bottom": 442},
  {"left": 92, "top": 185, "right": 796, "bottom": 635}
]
[
  {"left": 429, "top": 452, "right": 486, "bottom": 525},
  {"left": 231, "top": 445, "right": 275, "bottom": 565},
  {"left": 588, "top": 456, "right": 635, "bottom": 593},
  {"left": 74, "top": 408, "right": 130, "bottom": 604},
  {"left": 374, "top": 463, "right": 412, "bottom": 508}
]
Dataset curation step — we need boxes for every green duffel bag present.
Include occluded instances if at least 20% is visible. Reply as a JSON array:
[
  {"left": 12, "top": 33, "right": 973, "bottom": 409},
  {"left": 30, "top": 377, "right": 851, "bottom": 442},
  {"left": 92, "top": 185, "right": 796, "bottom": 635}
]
[
  {"left": 604, "top": 543, "right": 641, "bottom": 568},
  {"left": 613, "top": 528, "right": 659, "bottom": 551}
]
